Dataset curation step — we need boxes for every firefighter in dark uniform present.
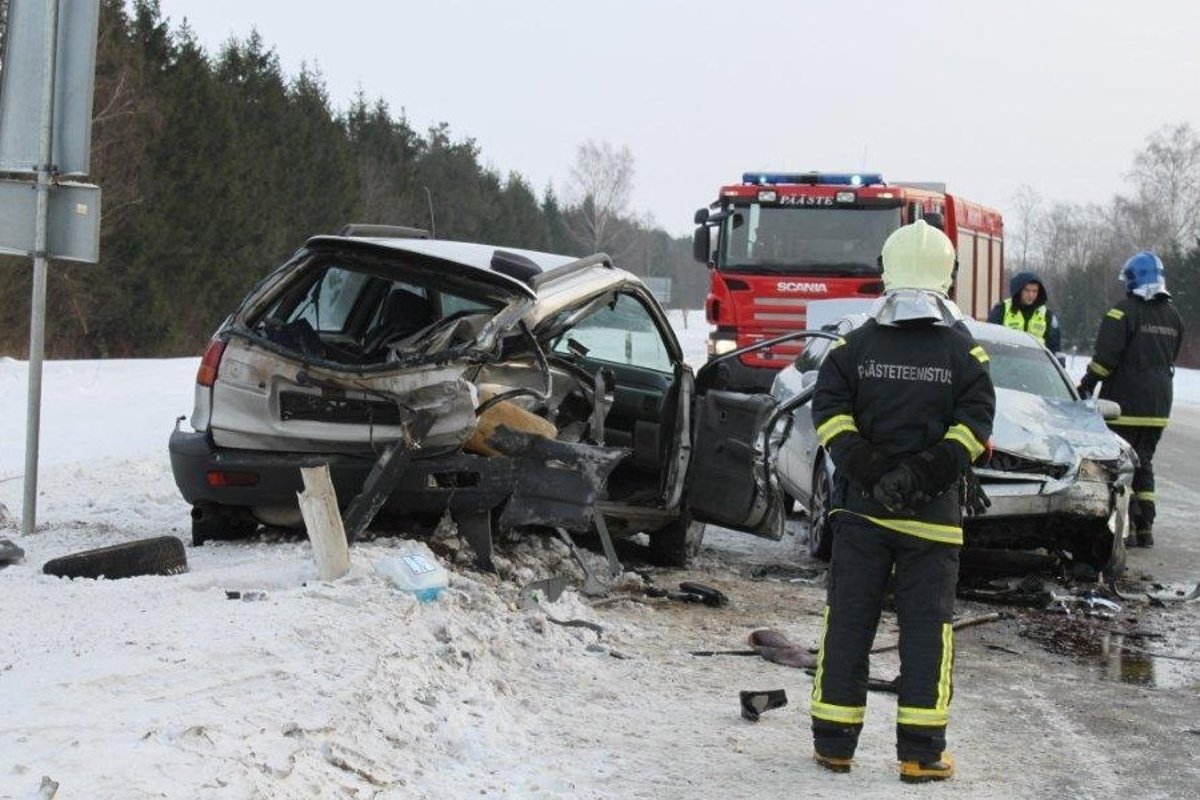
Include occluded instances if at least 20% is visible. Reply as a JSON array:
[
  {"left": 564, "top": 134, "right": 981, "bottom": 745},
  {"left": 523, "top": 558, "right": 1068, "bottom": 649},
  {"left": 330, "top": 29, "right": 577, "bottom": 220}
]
[
  {"left": 1076, "top": 251, "right": 1183, "bottom": 547},
  {"left": 809, "top": 220, "right": 995, "bottom": 783}
]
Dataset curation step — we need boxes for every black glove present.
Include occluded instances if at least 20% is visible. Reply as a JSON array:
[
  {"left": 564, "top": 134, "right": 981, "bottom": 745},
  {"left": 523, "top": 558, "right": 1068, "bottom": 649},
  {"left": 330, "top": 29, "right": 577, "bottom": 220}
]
[
  {"left": 838, "top": 439, "right": 890, "bottom": 491},
  {"left": 1077, "top": 373, "right": 1098, "bottom": 399},
  {"left": 904, "top": 440, "right": 964, "bottom": 498},
  {"left": 873, "top": 463, "right": 927, "bottom": 513},
  {"left": 962, "top": 468, "right": 991, "bottom": 516}
]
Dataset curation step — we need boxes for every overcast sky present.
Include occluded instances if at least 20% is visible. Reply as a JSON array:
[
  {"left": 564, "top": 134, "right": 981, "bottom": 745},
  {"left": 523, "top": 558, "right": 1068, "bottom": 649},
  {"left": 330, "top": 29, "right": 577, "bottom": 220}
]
[{"left": 154, "top": 0, "right": 1200, "bottom": 237}]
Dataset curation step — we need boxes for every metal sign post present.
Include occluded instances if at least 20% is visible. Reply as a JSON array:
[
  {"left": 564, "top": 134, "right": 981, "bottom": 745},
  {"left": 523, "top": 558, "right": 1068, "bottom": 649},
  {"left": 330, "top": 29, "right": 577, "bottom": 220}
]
[
  {"left": 24, "top": 0, "right": 58, "bottom": 539},
  {"left": 0, "top": 0, "right": 101, "bottom": 536}
]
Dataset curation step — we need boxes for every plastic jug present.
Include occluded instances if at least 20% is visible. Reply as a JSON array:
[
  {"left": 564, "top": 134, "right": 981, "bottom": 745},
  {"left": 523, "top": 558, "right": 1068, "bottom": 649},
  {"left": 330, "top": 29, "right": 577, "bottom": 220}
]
[{"left": 373, "top": 542, "right": 449, "bottom": 603}]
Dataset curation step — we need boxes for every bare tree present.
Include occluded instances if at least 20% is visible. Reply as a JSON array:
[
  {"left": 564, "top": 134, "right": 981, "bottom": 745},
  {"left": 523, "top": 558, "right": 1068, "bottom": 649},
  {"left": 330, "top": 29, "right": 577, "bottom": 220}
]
[
  {"left": 563, "top": 139, "right": 635, "bottom": 255},
  {"left": 1124, "top": 122, "right": 1200, "bottom": 250},
  {"left": 1010, "top": 184, "right": 1044, "bottom": 272}
]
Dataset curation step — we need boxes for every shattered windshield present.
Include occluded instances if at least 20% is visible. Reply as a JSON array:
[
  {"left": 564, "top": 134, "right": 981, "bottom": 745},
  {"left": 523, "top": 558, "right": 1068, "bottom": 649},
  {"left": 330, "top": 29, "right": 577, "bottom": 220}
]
[
  {"left": 983, "top": 340, "right": 1074, "bottom": 401},
  {"left": 719, "top": 205, "right": 898, "bottom": 275}
]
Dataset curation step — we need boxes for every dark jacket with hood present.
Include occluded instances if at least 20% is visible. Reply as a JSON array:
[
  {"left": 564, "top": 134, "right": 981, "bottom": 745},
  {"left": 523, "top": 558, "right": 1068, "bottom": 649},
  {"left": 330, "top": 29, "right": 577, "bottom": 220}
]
[
  {"left": 1081, "top": 294, "right": 1183, "bottom": 426},
  {"left": 987, "top": 271, "right": 1061, "bottom": 352}
]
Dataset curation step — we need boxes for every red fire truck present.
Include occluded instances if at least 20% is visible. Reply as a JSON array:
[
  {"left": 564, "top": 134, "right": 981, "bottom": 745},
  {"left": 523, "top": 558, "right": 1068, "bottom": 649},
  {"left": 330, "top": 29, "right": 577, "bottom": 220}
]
[{"left": 692, "top": 171, "right": 1004, "bottom": 390}]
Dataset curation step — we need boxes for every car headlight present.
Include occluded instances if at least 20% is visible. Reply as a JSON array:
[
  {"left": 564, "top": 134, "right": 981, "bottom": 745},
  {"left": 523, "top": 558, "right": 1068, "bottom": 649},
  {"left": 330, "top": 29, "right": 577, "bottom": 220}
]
[{"left": 709, "top": 338, "right": 738, "bottom": 356}]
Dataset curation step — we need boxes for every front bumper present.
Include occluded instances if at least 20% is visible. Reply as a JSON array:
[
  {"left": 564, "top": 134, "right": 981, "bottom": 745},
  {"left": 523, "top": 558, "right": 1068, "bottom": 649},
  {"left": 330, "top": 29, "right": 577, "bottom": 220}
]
[{"left": 965, "top": 468, "right": 1130, "bottom": 554}]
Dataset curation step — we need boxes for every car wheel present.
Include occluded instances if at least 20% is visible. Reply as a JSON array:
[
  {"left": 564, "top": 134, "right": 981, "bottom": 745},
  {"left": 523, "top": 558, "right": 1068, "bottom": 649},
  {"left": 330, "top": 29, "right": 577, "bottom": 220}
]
[
  {"left": 191, "top": 503, "right": 258, "bottom": 547},
  {"left": 648, "top": 512, "right": 706, "bottom": 568},
  {"left": 43, "top": 536, "right": 188, "bottom": 580},
  {"left": 807, "top": 458, "right": 834, "bottom": 561}
]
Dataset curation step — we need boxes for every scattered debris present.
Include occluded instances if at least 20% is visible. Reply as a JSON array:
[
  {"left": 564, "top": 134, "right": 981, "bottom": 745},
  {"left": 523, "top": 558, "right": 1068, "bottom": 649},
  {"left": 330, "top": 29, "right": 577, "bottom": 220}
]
[
  {"left": 556, "top": 527, "right": 608, "bottom": 598},
  {"left": 518, "top": 576, "right": 569, "bottom": 609},
  {"left": 37, "top": 776, "right": 59, "bottom": 800},
  {"left": 646, "top": 581, "right": 729, "bottom": 607},
  {"left": 42, "top": 536, "right": 187, "bottom": 580},
  {"left": 870, "top": 612, "right": 1008, "bottom": 653},
  {"left": 0, "top": 537, "right": 24, "bottom": 566},
  {"left": 747, "top": 563, "right": 826, "bottom": 585},
  {"left": 747, "top": 629, "right": 817, "bottom": 670},
  {"left": 740, "top": 689, "right": 788, "bottom": 722},
  {"left": 225, "top": 590, "right": 268, "bottom": 601}
]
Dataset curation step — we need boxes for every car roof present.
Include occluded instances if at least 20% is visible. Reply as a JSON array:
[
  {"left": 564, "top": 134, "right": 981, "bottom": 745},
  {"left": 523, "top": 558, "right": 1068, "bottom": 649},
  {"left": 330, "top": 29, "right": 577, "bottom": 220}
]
[
  {"left": 823, "top": 308, "right": 1046, "bottom": 352},
  {"left": 305, "top": 234, "right": 579, "bottom": 299},
  {"left": 962, "top": 318, "right": 1046, "bottom": 348}
]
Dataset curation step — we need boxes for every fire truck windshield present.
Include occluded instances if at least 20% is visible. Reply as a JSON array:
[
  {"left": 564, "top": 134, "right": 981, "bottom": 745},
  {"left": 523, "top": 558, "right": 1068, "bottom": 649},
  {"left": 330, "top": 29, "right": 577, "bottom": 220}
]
[{"left": 718, "top": 205, "right": 900, "bottom": 275}]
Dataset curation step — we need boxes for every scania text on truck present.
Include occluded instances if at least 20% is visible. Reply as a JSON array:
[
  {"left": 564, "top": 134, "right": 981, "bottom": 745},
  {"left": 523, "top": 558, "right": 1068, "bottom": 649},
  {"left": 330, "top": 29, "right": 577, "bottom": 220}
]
[{"left": 692, "top": 172, "right": 1004, "bottom": 391}]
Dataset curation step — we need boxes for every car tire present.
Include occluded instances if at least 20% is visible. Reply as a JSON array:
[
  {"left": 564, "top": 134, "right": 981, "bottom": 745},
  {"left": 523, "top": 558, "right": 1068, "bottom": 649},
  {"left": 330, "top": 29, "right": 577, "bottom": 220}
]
[
  {"left": 191, "top": 503, "right": 258, "bottom": 547},
  {"left": 43, "top": 536, "right": 188, "bottom": 580},
  {"left": 648, "top": 512, "right": 706, "bottom": 568},
  {"left": 807, "top": 458, "right": 834, "bottom": 562}
]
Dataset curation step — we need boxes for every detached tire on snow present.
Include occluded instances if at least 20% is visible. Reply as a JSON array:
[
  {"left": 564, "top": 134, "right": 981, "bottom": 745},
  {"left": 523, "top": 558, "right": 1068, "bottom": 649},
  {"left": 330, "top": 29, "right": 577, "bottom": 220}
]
[{"left": 43, "top": 536, "right": 188, "bottom": 580}]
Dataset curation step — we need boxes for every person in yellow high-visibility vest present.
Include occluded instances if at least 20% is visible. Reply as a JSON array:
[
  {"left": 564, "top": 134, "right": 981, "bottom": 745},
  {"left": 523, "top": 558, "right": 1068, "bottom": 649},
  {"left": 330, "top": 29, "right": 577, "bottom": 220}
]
[{"left": 987, "top": 272, "right": 1061, "bottom": 352}]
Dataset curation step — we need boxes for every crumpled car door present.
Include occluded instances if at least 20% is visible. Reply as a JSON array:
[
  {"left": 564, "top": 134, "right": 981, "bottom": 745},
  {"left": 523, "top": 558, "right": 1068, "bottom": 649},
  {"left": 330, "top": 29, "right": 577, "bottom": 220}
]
[{"left": 685, "top": 331, "right": 841, "bottom": 539}]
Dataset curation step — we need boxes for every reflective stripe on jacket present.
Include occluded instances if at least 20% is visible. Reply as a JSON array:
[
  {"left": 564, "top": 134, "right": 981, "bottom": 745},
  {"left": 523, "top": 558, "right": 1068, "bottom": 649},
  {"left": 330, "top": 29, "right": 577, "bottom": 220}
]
[{"left": 1001, "top": 298, "right": 1048, "bottom": 344}]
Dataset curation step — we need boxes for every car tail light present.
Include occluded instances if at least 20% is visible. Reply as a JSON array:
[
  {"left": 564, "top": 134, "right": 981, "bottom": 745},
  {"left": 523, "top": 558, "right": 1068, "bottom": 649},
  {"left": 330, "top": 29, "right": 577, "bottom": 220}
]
[
  {"left": 206, "top": 470, "right": 260, "bottom": 487},
  {"left": 196, "top": 339, "right": 227, "bottom": 387}
]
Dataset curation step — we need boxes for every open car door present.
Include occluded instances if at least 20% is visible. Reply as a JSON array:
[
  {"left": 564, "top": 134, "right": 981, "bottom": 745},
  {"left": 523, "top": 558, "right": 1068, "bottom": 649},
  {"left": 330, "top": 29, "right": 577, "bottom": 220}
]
[{"left": 685, "top": 331, "right": 842, "bottom": 540}]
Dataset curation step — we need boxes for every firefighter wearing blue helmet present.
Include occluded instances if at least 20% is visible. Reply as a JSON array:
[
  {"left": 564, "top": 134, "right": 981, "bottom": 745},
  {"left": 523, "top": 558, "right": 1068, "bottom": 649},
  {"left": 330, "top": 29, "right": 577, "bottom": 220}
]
[{"left": 1077, "top": 251, "right": 1184, "bottom": 547}]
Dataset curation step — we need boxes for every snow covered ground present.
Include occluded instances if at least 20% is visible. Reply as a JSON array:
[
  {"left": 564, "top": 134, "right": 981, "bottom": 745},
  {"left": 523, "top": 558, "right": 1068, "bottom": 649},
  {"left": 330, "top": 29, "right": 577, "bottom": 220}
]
[{"left": 2, "top": 313, "right": 1199, "bottom": 799}]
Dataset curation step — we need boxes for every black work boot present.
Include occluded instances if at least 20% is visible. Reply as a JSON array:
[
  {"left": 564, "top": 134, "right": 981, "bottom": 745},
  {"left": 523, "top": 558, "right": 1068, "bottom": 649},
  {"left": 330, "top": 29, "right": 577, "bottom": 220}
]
[
  {"left": 813, "top": 751, "right": 853, "bottom": 773},
  {"left": 899, "top": 752, "right": 955, "bottom": 783},
  {"left": 1136, "top": 525, "right": 1154, "bottom": 548}
]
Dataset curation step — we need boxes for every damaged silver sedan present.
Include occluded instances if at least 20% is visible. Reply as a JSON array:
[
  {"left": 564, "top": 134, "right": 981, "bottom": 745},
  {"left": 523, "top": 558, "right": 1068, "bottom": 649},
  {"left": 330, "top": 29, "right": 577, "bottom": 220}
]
[
  {"left": 771, "top": 313, "right": 1134, "bottom": 578},
  {"left": 169, "top": 226, "right": 785, "bottom": 568}
]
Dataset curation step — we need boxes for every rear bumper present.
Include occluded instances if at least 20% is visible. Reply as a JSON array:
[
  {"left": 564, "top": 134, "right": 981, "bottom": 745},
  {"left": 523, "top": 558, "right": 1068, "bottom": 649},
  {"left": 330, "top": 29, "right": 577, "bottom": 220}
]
[{"left": 168, "top": 429, "right": 625, "bottom": 531}]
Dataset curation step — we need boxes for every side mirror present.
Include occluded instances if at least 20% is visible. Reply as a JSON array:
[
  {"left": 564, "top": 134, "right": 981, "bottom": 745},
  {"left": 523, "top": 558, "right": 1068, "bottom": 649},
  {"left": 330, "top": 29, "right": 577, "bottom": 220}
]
[
  {"left": 694, "top": 207, "right": 710, "bottom": 225},
  {"left": 692, "top": 226, "right": 711, "bottom": 264},
  {"left": 1096, "top": 399, "right": 1121, "bottom": 421}
]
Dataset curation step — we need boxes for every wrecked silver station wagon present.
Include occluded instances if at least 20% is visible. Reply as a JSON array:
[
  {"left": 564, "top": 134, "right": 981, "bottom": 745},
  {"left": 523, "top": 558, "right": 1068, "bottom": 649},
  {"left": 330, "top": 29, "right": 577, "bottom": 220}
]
[
  {"left": 771, "top": 308, "right": 1135, "bottom": 578},
  {"left": 169, "top": 226, "right": 786, "bottom": 568}
]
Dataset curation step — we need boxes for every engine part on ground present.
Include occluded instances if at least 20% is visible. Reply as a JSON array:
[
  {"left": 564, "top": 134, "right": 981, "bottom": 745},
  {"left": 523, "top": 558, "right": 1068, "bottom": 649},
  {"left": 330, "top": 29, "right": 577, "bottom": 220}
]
[{"left": 42, "top": 536, "right": 188, "bottom": 580}]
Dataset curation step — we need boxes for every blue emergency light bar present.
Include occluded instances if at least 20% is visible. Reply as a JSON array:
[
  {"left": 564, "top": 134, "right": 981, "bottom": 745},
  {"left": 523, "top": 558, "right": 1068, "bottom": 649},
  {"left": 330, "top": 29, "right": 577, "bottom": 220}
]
[{"left": 742, "top": 172, "right": 885, "bottom": 187}]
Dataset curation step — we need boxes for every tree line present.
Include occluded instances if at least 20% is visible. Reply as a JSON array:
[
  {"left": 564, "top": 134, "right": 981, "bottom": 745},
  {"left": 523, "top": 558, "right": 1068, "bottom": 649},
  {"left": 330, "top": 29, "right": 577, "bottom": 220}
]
[
  {"left": 3, "top": 3, "right": 1197, "bottom": 363},
  {"left": 0, "top": 0, "right": 703, "bottom": 358},
  {"left": 1007, "top": 123, "right": 1200, "bottom": 364}
]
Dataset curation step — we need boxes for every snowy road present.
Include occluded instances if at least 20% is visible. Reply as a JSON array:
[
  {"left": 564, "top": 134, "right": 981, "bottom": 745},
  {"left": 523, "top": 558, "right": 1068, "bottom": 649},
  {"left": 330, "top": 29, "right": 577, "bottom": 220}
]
[{"left": 1, "top": 338, "right": 1199, "bottom": 798}]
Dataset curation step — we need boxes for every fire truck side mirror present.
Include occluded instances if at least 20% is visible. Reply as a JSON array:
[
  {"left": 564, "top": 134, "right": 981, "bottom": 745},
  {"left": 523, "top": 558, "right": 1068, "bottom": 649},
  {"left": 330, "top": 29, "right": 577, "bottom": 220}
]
[
  {"left": 692, "top": 225, "right": 711, "bottom": 264},
  {"left": 694, "top": 208, "right": 710, "bottom": 225}
]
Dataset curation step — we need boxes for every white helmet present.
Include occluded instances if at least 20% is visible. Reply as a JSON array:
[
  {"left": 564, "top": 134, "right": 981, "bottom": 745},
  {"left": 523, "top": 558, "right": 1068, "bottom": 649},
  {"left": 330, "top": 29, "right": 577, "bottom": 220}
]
[{"left": 880, "top": 219, "right": 956, "bottom": 295}]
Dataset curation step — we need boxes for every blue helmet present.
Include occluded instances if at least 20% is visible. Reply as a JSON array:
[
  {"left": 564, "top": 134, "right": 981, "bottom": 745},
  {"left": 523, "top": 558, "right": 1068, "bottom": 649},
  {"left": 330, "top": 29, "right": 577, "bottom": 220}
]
[{"left": 1119, "top": 251, "right": 1169, "bottom": 299}]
